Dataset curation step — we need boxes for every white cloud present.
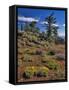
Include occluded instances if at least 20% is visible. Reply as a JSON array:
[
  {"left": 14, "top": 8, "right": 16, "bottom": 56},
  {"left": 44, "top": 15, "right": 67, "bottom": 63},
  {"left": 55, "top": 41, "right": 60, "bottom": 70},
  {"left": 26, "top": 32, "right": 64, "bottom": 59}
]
[
  {"left": 41, "top": 21, "right": 48, "bottom": 25},
  {"left": 18, "top": 16, "right": 39, "bottom": 22},
  {"left": 63, "top": 24, "right": 65, "bottom": 27},
  {"left": 52, "top": 24, "right": 59, "bottom": 27},
  {"left": 41, "top": 22, "right": 59, "bottom": 27}
]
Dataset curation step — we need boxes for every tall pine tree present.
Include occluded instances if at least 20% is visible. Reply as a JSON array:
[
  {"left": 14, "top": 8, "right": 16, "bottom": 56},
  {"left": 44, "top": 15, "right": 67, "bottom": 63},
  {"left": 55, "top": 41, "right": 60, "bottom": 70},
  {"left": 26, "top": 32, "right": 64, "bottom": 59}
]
[{"left": 45, "top": 13, "right": 59, "bottom": 42}]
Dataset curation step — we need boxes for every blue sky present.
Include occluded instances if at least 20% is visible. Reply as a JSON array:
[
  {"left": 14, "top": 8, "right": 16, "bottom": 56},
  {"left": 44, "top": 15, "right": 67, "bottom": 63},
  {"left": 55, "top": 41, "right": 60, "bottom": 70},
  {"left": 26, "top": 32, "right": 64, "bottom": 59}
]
[{"left": 17, "top": 8, "right": 65, "bottom": 37}]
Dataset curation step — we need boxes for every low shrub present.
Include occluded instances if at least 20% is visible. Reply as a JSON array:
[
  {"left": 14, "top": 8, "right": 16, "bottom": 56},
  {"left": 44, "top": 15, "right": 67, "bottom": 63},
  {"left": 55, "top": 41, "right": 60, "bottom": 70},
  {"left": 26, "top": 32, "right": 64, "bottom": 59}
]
[
  {"left": 46, "top": 60, "right": 59, "bottom": 70},
  {"left": 26, "top": 49, "right": 43, "bottom": 55},
  {"left": 24, "top": 48, "right": 46, "bottom": 56},
  {"left": 36, "top": 67, "right": 49, "bottom": 77},
  {"left": 23, "top": 71, "right": 32, "bottom": 79},
  {"left": 27, "top": 35, "right": 38, "bottom": 42},
  {"left": 47, "top": 50, "right": 55, "bottom": 55},
  {"left": 23, "top": 66, "right": 37, "bottom": 79},
  {"left": 24, "top": 49, "right": 30, "bottom": 53},
  {"left": 32, "top": 35, "right": 38, "bottom": 42},
  {"left": 24, "top": 48, "right": 38, "bottom": 55},
  {"left": 23, "top": 54, "right": 32, "bottom": 62},
  {"left": 41, "top": 53, "right": 51, "bottom": 63},
  {"left": 23, "top": 66, "right": 49, "bottom": 79},
  {"left": 54, "top": 68, "right": 65, "bottom": 79}
]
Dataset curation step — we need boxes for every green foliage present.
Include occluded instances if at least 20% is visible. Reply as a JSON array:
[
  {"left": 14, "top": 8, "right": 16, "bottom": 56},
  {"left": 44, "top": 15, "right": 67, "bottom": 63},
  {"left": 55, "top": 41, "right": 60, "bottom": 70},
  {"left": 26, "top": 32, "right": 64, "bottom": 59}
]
[
  {"left": 36, "top": 67, "right": 49, "bottom": 77},
  {"left": 25, "top": 49, "right": 43, "bottom": 55},
  {"left": 46, "top": 60, "right": 59, "bottom": 70},
  {"left": 47, "top": 50, "right": 55, "bottom": 55},
  {"left": 45, "top": 13, "right": 59, "bottom": 42},
  {"left": 31, "top": 35, "right": 38, "bottom": 41},
  {"left": 23, "top": 71, "right": 33, "bottom": 79},
  {"left": 23, "top": 54, "right": 32, "bottom": 62},
  {"left": 29, "top": 21, "right": 36, "bottom": 32},
  {"left": 24, "top": 22, "right": 31, "bottom": 32},
  {"left": 23, "top": 66, "right": 36, "bottom": 79},
  {"left": 26, "top": 34, "right": 38, "bottom": 42},
  {"left": 55, "top": 70, "right": 65, "bottom": 79},
  {"left": 23, "top": 66, "right": 49, "bottom": 78}
]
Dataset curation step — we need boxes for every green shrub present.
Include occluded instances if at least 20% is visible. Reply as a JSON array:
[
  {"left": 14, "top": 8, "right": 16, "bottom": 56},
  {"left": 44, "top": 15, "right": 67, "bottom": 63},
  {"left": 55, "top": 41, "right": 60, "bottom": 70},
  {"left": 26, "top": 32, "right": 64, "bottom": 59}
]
[
  {"left": 32, "top": 35, "right": 38, "bottom": 41},
  {"left": 27, "top": 35, "right": 38, "bottom": 42},
  {"left": 46, "top": 60, "right": 59, "bottom": 70},
  {"left": 41, "top": 55, "right": 47, "bottom": 63},
  {"left": 25, "top": 49, "right": 36, "bottom": 55},
  {"left": 23, "top": 66, "right": 36, "bottom": 79},
  {"left": 23, "top": 66, "right": 49, "bottom": 78},
  {"left": 23, "top": 71, "right": 33, "bottom": 79},
  {"left": 47, "top": 50, "right": 55, "bottom": 55},
  {"left": 36, "top": 67, "right": 49, "bottom": 77},
  {"left": 25, "top": 49, "right": 43, "bottom": 55},
  {"left": 41, "top": 53, "right": 49, "bottom": 63},
  {"left": 54, "top": 70, "right": 65, "bottom": 79},
  {"left": 23, "top": 54, "right": 32, "bottom": 62}
]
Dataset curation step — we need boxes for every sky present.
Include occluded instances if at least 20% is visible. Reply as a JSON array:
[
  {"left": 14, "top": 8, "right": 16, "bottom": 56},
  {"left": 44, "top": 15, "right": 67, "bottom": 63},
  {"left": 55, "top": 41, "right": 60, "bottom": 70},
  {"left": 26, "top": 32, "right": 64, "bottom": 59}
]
[{"left": 17, "top": 7, "right": 65, "bottom": 37}]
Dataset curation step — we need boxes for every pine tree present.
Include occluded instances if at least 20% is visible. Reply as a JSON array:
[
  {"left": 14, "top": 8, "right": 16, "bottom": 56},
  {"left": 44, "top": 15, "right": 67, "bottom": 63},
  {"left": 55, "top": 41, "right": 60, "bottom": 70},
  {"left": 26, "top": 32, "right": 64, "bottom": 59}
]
[
  {"left": 24, "top": 22, "right": 31, "bottom": 31},
  {"left": 45, "top": 13, "right": 59, "bottom": 42},
  {"left": 29, "top": 21, "right": 36, "bottom": 32}
]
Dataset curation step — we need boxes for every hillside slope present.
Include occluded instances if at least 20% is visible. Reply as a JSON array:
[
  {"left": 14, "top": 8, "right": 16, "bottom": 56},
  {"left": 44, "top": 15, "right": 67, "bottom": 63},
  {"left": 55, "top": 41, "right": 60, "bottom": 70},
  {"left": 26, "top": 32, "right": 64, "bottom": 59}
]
[{"left": 17, "top": 31, "right": 65, "bottom": 82}]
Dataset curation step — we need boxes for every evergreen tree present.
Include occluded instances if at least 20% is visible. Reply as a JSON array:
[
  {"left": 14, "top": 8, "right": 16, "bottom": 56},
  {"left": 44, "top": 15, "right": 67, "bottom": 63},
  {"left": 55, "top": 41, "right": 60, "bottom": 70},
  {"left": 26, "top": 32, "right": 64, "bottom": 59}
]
[
  {"left": 24, "top": 22, "right": 31, "bottom": 31},
  {"left": 29, "top": 21, "right": 36, "bottom": 32},
  {"left": 45, "top": 13, "right": 59, "bottom": 42}
]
